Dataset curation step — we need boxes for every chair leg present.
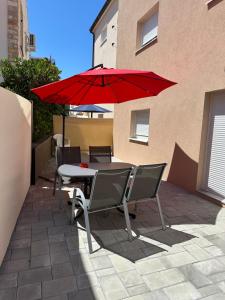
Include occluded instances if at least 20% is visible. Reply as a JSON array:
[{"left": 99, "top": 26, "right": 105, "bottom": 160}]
[
  {"left": 123, "top": 201, "right": 133, "bottom": 240},
  {"left": 84, "top": 207, "right": 93, "bottom": 254},
  {"left": 58, "top": 177, "right": 63, "bottom": 209},
  {"left": 53, "top": 172, "right": 57, "bottom": 196},
  {"left": 156, "top": 195, "right": 166, "bottom": 230}
]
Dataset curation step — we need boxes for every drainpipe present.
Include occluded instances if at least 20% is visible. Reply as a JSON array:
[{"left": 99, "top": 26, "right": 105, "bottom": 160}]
[{"left": 91, "top": 31, "right": 95, "bottom": 68}]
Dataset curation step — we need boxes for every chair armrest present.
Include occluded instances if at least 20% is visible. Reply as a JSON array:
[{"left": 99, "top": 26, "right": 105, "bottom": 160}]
[{"left": 73, "top": 188, "right": 88, "bottom": 209}]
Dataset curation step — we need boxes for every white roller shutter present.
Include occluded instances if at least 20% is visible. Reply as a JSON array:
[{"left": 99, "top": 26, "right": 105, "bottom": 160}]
[{"left": 207, "top": 92, "right": 225, "bottom": 198}]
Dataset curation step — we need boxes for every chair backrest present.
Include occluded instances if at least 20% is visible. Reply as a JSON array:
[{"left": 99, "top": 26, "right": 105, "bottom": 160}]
[
  {"left": 56, "top": 146, "right": 81, "bottom": 167},
  {"left": 89, "top": 146, "right": 112, "bottom": 163},
  {"left": 126, "top": 163, "right": 167, "bottom": 202},
  {"left": 88, "top": 168, "right": 132, "bottom": 212},
  {"left": 53, "top": 134, "right": 63, "bottom": 146}
]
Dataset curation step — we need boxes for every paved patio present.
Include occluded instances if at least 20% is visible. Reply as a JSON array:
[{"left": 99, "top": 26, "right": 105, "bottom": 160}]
[{"left": 1, "top": 164, "right": 225, "bottom": 300}]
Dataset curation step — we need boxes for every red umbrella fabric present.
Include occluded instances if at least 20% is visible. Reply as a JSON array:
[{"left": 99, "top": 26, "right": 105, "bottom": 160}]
[{"left": 31, "top": 67, "right": 176, "bottom": 105}]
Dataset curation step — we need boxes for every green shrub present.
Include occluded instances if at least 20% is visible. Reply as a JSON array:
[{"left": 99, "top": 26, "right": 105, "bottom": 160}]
[{"left": 0, "top": 57, "right": 63, "bottom": 142}]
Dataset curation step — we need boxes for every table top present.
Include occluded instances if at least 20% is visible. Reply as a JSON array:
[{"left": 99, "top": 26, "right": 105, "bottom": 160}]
[{"left": 58, "top": 162, "right": 134, "bottom": 178}]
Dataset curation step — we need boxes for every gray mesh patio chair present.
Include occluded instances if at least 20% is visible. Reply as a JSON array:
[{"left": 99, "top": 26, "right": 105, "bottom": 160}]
[
  {"left": 53, "top": 146, "right": 82, "bottom": 195},
  {"left": 124, "top": 163, "right": 167, "bottom": 239},
  {"left": 72, "top": 168, "right": 132, "bottom": 253},
  {"left": 89, "top": 146, "right": 112, "bottom": 163}
]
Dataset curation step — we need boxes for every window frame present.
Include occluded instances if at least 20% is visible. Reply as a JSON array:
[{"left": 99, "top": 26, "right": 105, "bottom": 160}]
[
  {"left": 129, "top": 109, "right": 150, "bottom": 145},
  {"left": 136, "top": 4, "right": 159, "bottom": 53},
  {"left": 100, "top": 25, "right": 107, "bottom": 46}
]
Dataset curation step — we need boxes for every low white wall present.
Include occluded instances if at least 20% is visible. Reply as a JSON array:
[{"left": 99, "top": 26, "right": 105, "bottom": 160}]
[{"left": 0, "top": 87, "right": 31, "bottom": 265}]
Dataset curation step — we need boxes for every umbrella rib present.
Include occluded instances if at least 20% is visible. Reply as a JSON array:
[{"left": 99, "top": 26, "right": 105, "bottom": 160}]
[
  {"left": 77, "top": 76, "right": 99, "bottom": 105},
  {"left": 111, "top": 74, "right": 156, "bottom": 93},
  {"left": 106, "top": 76, "right": 120, "bottom": 103},
  {"left": 63, "top": 75, "right": 99, "bottom": 105}
]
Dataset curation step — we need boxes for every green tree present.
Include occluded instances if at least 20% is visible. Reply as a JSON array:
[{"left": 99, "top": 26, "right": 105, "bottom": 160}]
[{"left": 0, "top": 57, "right": 63, "bottom": 142}]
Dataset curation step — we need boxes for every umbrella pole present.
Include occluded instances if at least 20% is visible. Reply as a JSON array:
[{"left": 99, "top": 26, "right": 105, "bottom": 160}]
[
  {"left": 62, "top": 113, "right": 65, "bottom": 148},
  {"left": 91, "top": 112, "right": 93, "bottom": 118}
]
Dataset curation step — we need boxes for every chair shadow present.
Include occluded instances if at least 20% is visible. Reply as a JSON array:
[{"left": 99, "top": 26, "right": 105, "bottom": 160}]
[{"left": 76, "top": 209, "right": 196, "bottom": 262}]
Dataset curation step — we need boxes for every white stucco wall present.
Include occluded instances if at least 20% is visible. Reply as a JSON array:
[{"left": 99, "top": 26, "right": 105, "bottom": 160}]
[
  {"left": 0, "top": 0, "right": 8, "bottom": 60},
  {"left": 0, "top": 87, "right": 31, "bottom": 265},
  {"left": 20, "top": 0, "right": 29, "bottom": 58},
  {"left": 92, "top": 0, "right": 119, "bottom": 118}
]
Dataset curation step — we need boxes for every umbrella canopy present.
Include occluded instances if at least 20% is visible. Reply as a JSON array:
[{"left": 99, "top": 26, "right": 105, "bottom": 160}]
[
  {"left": 31, "top": 66, "right": 177, "bottom": 105},
  {"left": 71, "top": 104, "right": 111, "bottom": 113}
]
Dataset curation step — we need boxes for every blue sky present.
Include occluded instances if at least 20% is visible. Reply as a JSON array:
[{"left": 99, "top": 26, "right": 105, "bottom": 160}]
[{"left": 28, "top": 0, "right": 105, "bottom": 78}]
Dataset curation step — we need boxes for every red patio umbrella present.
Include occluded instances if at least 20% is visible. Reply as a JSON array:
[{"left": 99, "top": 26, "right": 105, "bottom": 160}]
[
  {"left": 32, "top": 65, "right": 176, "bottom": 105},
  {"left": 31, "top": 65, "right": 177, "bottom": 147}
]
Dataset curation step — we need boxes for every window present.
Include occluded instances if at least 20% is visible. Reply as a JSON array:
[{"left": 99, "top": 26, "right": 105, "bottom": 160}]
[
  {"left": 101, "top": 26, "right": 107, "bottom": 45},
  {"left": 130, "top": 110, "right": 150, "bottom": 143},
  {"left": 141, "top": 12, "right": 158, "bottom": 46}
]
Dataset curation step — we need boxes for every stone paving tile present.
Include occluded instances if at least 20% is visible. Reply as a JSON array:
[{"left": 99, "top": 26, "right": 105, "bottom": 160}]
[
  {"left": 70, "top": 254, "right": 94, "bottom": 275},
  {"left": 217, "top": 281, "right": 225, "bottom": 293},
  {"left": 123, "top": 290, "right": 169, "bottom": 300},
  {"left": 49, "top": 241, "right": 68, "bottom": 254},
  {"left": 0, "top": 259, "right": 29, "bottom": 274},
  {"left": 118, "top": 270, "right": 144, "bottom": 288},
  {"left": 50, "top": 249, "right": 70, "bottom": 265},
  {"left": 205, "top": 246, "right": 224, "bottom": 257},
  {"left": 18, "top": 266, "right": 52, "bottom": 285},
  {"left": 52, "top": 262, "right": 74, "bottom": 279},
  {"left": 109, "top": 254, "right": 135, "bottom": 273},
  {"left": 143, "top": 268, "right": 185, "bottom": 290},
  {"left": 180, "top": 264, "right": 212, "bottom": 288},
  {"left": 201, "top": 294, "right": 225, "bottom": 300},
  {"left": 90, "top": 255, "right": 113, "bottom": 271},
  {"left": 209, "top": 271, "right": 225, "bottom": 283},
  {"left": 126, "top": 283, "right": 149, "bottom": 297},
  {"left": 193, "top": 258, "right": 225, "bottom": 276},
  {"left": 96, "top": 267, "right": 116, "bottom": 277},
  {"left": 11, "top": 247, "right": 30, "bottom": 260},
  {"left": 0, "top": 287, "right": 17, "bottom": 300},
  {"left": 76, "top": 271, "right": 100, "bottom": 290},
  {"left": 30, "top": 254, "right": 51, "bottom": 268},
  {"left": 162, "top": 251, "right": 196, "bottom": 268},
  {"left": 31, "top": 240, "right": 49, "bottom": 257},
  {"left": 9, "top": 238, "right": 31, "bottom": 249},
  {"left": 17, "top": 283, "right": 41, "bottom": 300},
  {"left": 198, "top": 284, "right": 223, "bottom": 297},
  {"left": 3, "top": 166, "right": 225, "bottom": 300},
  {"left": 42, "top": 276, "right": 77, "bottom": 298},
  {"left": 68, "top": 287, "right": 105, "bottom": 300},
  {"left": 163, "top": 281, "right": 201, "bottom": 300},
  {"left": 0, "top": 273, "right": 17, "bottom": 289},
  {"left": 99, "top": 274, "right": 128, "bottom": 300},
  {"left": 49, "top": 233, "right": 65, "bottom": 244},
  {"left": 43, "top": 295, "right": 68, "bottom": 300},
  {"left": 184, "top": 244, "right": 211, "bottom": 261},
  {"left": 136, "top": 257, "right": 166, "bottom": 275}
]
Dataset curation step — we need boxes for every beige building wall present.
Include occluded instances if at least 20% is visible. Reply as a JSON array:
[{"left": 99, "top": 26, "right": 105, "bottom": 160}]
[
  {"left": 53, "top": 116, "right": 113, "bottom": 152},
  {"left": 0, "top": 0, "right": 8, "bottom": 59},
  {"left": 91, "top": 0, "right": 119, "bottom": 119},
  {"left": 0, "top": 0, "right": 30, "bottom": 62},
  {"left": 0, "top": 87, "right": 31, "bottom": 265},
  {"left": 111, "top": 0, "right": 225, "bottom": 192}
]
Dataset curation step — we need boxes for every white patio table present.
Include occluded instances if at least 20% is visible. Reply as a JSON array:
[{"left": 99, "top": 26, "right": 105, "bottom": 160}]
[
  {"left": 57, "top": 162, "right": 133, "bottom": 179},
  {"left": 57, "top": 162, "right": 134, "bottom": 215}
]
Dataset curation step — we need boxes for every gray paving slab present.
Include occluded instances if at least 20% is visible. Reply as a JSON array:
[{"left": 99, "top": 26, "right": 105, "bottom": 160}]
[
  {"left": 0, "top": 288, "right": 17, "bottom": 300},
  {"left": 2, "top": 164, "right": 225, "bottom": 300},
  {"left": 18, "top": 266, "right": 52, "bottom": 285},
  {"left": 42, "top": 276, "right": 77, "bottom": 298},
  {"left": 0, "top": 273, "right": 17, "bottom": 289},
  {"left": 52, "top": 262, "right": 74, "bottom": 279},
  {"left": 17, "top": 283, "right": 41, "bottom": 300}
]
